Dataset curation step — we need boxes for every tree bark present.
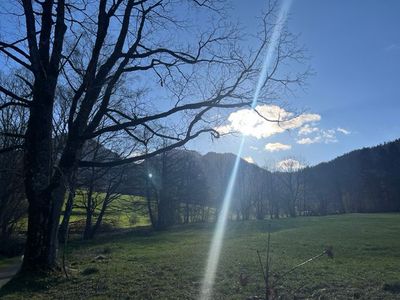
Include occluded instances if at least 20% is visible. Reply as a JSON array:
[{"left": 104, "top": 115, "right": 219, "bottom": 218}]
[
  {"left": 23, "top": 115, "right": 82, "bottom": 271},
  {"left": 22, "top": 74, "right": 60, "bottom": 271},
  {"left": 22, "top": 183, "right": 66, "bottom": 271}
]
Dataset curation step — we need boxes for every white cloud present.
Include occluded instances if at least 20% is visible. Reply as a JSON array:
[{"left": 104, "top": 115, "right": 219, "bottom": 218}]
[
  {"left": 276, "top": 158, "right": 305, "bottom": 171},
  {"left": 337, "top": 127, "right": 351, "bottom": 135},
  {"left": 215, "top": 124, "right": 234, "bottom": 135},
  {"left": 243, "top": 156, "right": 255, "bottom": 164},
  {"left": 321, "top": 129, "right": 338, "bottom": 143},
  {"left": 215, "top": 105, "right": 321, "bottom": 139},
  {"left": 265, "top": 142, "right": 292, "bottom": 152},
  {"left": 297, "top": 137, "right": 320, "bottom": 145},
  {"left": 298, "top": 124, "right": 319, "bottom": 136},
  {"left": 297, "top": 128, "right": 342, "bottom": 145},
  {"left": 250, "top": 146, "right": 259, "bottom": 150}
]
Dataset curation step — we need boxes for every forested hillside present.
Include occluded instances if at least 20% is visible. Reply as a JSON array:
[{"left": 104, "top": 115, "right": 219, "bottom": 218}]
[
  {"left": 303, "top": 139, "right": 400, "bottom": 214},
  {"left": 137, "top": 139, "right": 400, "bottom": 224},
  {"left": 117, "top": 138, "right": 400, "bottom": 227}
]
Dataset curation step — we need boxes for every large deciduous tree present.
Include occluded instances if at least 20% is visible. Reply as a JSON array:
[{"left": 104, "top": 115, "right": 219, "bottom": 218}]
[{"left": 0, "top": 0, "right": 307, "bottom": 271}]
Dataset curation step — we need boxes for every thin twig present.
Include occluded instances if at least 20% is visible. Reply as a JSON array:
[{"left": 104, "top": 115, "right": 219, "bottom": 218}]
[{"left": 257, "top": 250, "right": 266, "bottom": 283}]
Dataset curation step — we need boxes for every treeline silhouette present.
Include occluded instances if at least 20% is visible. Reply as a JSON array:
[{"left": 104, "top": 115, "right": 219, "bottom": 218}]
[
  {"left": 303, "top": 139, "right": 400, "bottom": 214},
  {"left": 120, "top": 138, "right": 400, "bottom": 229},
  {"left": 1, "top": 138, "right": 399, "bottom": 241}
]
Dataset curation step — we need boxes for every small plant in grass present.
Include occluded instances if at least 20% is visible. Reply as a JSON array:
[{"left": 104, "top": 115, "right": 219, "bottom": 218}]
[{"left": 254, "top": 226, "right": 334, "bottom": 300}]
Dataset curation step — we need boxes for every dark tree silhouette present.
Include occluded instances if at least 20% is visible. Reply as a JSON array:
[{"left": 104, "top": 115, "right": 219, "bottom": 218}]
[{"left": 0, "top": 76, "right": 28, "bottom": 240}]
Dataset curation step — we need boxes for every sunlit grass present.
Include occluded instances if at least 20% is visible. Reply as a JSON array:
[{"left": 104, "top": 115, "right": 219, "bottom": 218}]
[
  {"left": 14, "top": 193, "right": 150, "bottom": 236},
  {"left": 1, "top": 214, "right": 400, "bottom": 299},
  {"left": 67, "top": 192, "right": 150, "bottom": 228}
]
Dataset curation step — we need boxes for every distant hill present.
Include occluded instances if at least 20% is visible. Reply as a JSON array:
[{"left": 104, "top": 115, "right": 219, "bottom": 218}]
[
  {"left": 81, "top": 138, "right": 400, "bottom": 216},
  {"left": 202, "top": 139, "right": 400, "bottom": 214},
  {"left": 302, "top": 138, "right": 400, "bottom": 213},
  {"left": 194, "top": 139, "right": 400, "bottom": 214}
]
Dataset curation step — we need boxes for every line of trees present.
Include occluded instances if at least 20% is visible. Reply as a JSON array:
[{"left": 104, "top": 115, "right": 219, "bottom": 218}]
[
  {"left": 2, "top": 135, "right": 399, "bottom": 245},
  {"left": 133, "top": 140, "right": 400, "bottom": 226}
]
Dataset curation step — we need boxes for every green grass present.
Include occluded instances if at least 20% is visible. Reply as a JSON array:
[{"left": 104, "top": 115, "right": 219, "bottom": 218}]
[
  {"left": 67, "top": 192, "right": 150, "bottom": 229},
  {"left": 1, "top": 214, "right": 400, "bottom": 299},
  {"left": 15, "top": 193, "right": 151, "bottom": 234}
]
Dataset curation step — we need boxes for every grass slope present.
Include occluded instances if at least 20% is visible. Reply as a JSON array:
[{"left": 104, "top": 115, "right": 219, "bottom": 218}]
[
  {"left": 1, "top": 214, "right": 400, "bottom": 299},
  {"left": 67, "top": 193, "right": 150, "bottom": 229}
]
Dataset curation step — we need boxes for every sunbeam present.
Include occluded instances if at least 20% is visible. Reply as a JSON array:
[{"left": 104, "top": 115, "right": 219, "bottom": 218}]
[{"left": 199, "top": 1, "right": 293, "bottom": 299}]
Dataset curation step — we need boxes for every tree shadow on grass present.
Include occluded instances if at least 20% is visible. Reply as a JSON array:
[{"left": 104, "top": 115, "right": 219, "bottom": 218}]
[{"left": 0, "top": 271, "right": 64, "bottom": 298}]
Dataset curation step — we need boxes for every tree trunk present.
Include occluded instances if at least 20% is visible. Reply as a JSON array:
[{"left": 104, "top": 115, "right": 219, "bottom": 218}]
[
  {"left": 146, "top": 178, "right": 156, "bottom": 228},
  {"left": 58, "top": 189, "right": 75, "bottom": 244},
  {"left": 83, "top": 209, "right": 93, "bottom": 240},
  {"left": 83, "top": 183, "right": 95, "bottom": 240},
  {"left": 274, "top": 203, "right": 280, "bottom": 219},
  {"left": 289, "top": 202, "right": 296, "bottom": 218},
  {"left": 184, "top": 200, "right": 189, "bottom": 224},
  {"left": 88, "top": 198, "right": 108, "bottom": 239},
  {"left": 22, "top": 128, "right": 82, "bottom": 271},
  {"left": 156, "top": 193, "right": 169, "bottom": 230},
  {"left": 22, "top": 184, "right": 66, "bottom": 271},
  {"left": 146, "top": 194, "right": 155, "bottom": 228},
  {"left": 22, "top": 78, "right": 61, "bottom": 271}
]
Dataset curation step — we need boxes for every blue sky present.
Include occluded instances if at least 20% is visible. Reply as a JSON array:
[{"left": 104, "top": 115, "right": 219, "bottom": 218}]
[
  {"left": 1, "top": 1, "right": 399, "bottom": 168},
  {"left": 189, "top": 0, "right": 400, "bottom": 167}
]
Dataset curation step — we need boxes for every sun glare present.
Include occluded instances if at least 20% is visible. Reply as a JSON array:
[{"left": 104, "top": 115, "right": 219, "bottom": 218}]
[{"left": 199, "top": 1, "right": 293, "bottom": 299}]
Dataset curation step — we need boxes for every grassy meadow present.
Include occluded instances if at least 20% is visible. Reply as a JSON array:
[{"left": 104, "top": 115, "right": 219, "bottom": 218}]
[
  {"left": 1, "top": 214, "right": 400, "bottom": 299},
  {"left": 66, "top": 193, "right": 150, "bottom": 230},
  {"left": 13, "top": 193, "right": 150, "bottom": 234}
]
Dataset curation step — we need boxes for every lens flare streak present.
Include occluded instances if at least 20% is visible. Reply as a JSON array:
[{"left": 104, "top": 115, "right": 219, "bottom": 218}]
[{"left": 199, "top": 1, "right": 293, "bottom": 299}]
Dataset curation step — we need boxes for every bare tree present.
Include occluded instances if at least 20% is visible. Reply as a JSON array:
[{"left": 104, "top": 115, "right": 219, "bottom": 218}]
[
  {"left": 0, "top": 0, "right": 308, "bottom": 271},
  {"left": 250, "top": 167, "right": 269, "bottom": 220},
  {"left": 276, "top": 157, "right": 306, "bottom": 217},
  {"left": 71, "top": 137, "right": 127, "bottom": 239},
  {"left": 177, "top": 152, "right": 209, "bottom": 224},
  {"left": 147, "top": 148, "right": 180, "bottom": 230},
  {"left": 262, "top": 161, "right": 280, "bottom": 219},
  {"left": 76, "top": 172, "right": 125, "bottom": 239}
]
